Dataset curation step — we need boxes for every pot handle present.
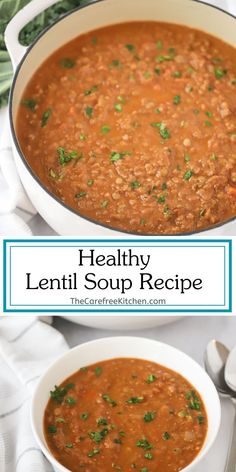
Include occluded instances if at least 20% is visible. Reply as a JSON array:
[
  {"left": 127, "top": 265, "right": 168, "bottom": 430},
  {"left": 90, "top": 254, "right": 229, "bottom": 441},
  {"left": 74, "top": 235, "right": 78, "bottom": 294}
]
[{"left": 5, "top": 0, "right": 59, "bottom": 69}]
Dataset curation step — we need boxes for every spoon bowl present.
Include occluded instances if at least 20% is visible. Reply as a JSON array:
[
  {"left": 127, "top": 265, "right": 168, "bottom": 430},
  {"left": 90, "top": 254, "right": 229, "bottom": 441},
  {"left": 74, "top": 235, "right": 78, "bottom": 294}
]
[
  {"left": 204, "top": 340, "right": 235, "bottom": 398},
  {"left": 225, "top": 344, "right": 236, "bottom": 393}
]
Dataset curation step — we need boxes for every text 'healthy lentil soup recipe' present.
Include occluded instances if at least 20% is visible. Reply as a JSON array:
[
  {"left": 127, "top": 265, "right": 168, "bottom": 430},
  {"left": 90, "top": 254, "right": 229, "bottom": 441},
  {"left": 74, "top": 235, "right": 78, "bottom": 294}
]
[{"left": 17, "top": 21, "right": 236, "bottom": 234}]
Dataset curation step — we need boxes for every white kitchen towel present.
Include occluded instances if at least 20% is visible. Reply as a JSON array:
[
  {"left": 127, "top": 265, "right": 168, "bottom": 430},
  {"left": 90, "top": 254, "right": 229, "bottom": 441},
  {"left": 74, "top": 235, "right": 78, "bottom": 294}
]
[
  {"left": 0, "top": 0, "right": 235, "bottom": 236},
  {"left": 0, "top": 115, "right": 36, "bottom": 236},
  {"left": 0, "top": 317, "right": 69, "bottom": 472}
]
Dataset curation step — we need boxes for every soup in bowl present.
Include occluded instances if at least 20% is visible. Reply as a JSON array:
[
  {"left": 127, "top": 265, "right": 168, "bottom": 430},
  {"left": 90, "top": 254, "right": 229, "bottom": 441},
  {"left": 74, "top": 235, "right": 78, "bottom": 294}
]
[{"left": 31, "top": 337, "right": 221, "bottom": 472}]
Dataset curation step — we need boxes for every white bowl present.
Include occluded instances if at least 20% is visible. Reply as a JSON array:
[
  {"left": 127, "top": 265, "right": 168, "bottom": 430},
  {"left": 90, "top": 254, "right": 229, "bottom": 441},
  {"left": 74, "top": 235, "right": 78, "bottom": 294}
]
[
  {"left": 31, "top": 336, "right": 221, "bottom": 472},
  {"left": 62, "top": 315, "right": 179, "bottom": 330}
]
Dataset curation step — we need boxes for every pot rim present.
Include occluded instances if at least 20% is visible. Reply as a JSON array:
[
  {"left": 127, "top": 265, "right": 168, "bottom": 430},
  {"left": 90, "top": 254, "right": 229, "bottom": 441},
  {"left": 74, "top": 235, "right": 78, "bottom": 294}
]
[{"left": 9, "top": 0, "right": 236, "bottom": 237}]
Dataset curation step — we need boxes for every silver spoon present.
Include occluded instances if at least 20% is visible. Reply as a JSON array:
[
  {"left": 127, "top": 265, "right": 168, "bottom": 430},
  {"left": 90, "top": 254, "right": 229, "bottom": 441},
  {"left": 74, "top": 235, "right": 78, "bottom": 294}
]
[
  {"left": 225, "top": 345, "right": 236, "bottom": 392},
  {"left": 204, "top": 340, "right": 236, "bottom": 472}
]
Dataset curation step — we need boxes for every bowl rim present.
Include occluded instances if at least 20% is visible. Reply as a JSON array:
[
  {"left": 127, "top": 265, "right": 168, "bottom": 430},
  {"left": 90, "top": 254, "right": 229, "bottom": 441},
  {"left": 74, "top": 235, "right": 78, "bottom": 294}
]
[
  {"left": 9, "top": 0, "right": 236, "bottom": 237},
  {"left": 30, "top": 335, "right": 221, "bottom": 472}
]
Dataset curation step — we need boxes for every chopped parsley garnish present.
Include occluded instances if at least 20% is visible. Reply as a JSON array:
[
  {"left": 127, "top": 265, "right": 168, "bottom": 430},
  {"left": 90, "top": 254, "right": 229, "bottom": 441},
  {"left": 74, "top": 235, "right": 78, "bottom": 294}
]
[
  {"left": 84, "top": 85, "right": 98, "bottom": 96},
  {"left": 80, "top": 412, "right": 89, "bottom": 421},
  {"left": 146, "top": 374, "right": 157, "bottom": 384},
  {"left": 143, "top": 411, "right": 156, "bottom": 423},
  {"left": 131, "top": 180, "right": 141, "bottom": 189},
  {"left": 102, "top": 393, "right": 117, "bottom": 407},
  {"left": 85, "top": 106, "right": 93, "bottom": 118},
  {"left": 140, "top": 468, "right": 148, "bottom": 472},
  {"left": 173, "top": 95, "right": 181, "bottom": 105},
  {"left": 75, "top": 191, "right": 87, "bottom": 199},
  {"left": 48, "top": 425, "right": 57, "bottom": 434},
  {"left": 136, "top": 439, "right": 153, "bottom": 450},
  {"left": 163, "top": 432, "right": 171, "bottom": 440},
  {"left": 197, "top": 415, "right": 205, "bottom": 424},
  {"left": 114, "top": 438, "right": 122, "bottom": 444},
  {"left": 172, "top": 71, "right": 182, "bottom": 78},
  {"left": 55, "top": 417, "right": 65, "bottom": 423},
  {"left": 199, "top": 209, "right": 206, "bottom": 217},
  {"left": 156, "top": 55, "right": 173, "bottom": 63},
  {"left": 97, "top": 418, "right": 108, "bottom": 426},
  {"left": 41, "top": 108, "right": 52, "bottom": 127},
  {"left": 214, "top": 68, "right": 227, "bottom": 79},
  {"left": 163, "top": 205, "right": 170, "bottom": 216},
  {"left": 57, "top": 147, "right": 81, "bottom": 166},
  {"left": 87, "top": 179, "right": 94, "bottom": 186},
  {"left": 50, "top": 385, "right": 68, "bottom": 403},
  {"left": 89, "top": 429, "right": 108, "bottom": 443},
  {"left": 184, "top": 154, "right": 191, "bottom": 163},
  {"left": 80, "top": 134, "right": 86, "bottom": 141},
  {"left": 186, "top": 390, "right": 201, "bottom": 411},
  {"left": 205, "top": 111, "right": 213, "bottom": 117},
  {"left": 49, "top": 168, "right": 60, "bottom": 180},
  {"left": 154, "top": 194, "right": 166, "bottom": 204},
  {"left": 65, "top": 442, "right": 73, "bottom": 448},
  {"left": 144, "top": 453, "right": 153, "bottom": 460},
  {"left": 101, "top": 125, "right": 111, "bottom": 134},
  {"left": 205, "top": 120, "right": 213, "bottom": 127},
  {"left": 144, "top": 71, "right": 151, "bottom": 79},
  {"left": 183, "top": 169, "right": 193, "bottom": 181},
  {"left": 125, "top": 44, "right": 135, "bottom": 52},
  {"left": 156, "top": 40, "right": 163, "bottom": 49},
  {"left": 178, "top": 410, "right": 188, "bottom": 417},
  {"left": 150, "top": 122, "right": 171, "bottom": 139},
  {"left": 126, "top": 396, "right": 144, "bottom": 404},
  {"left": 109, "top": 59, "right": 122, "bottom": 69},
  {"left": 154, "top": 68, "right": 161, "bottom": 76},
  {"left": 101, "top": 200, "right": 109, "bottom": 208},
  {"left": 21, "top": 98, "right": 37, "bottom": 111},
  {"left": 66, "top": 396, "right": 76, "bottom": 406},
  {"left": 162, "top": 182, "right": 167, "bottom": 190},
  {"left": 95, "top": 366, "right": 103, "bottom": 377},
  {"left": 110, "top": 151, "right": 131, "bottom": 162},
  {"left": 210, "top": 153, "right": 217, "bottom": 161},
  {"left": 114, "top": 103, "right": 123, "bottom": 112},
  {"left": 87, "top": 448, "right": 100, "bottom": 457},
  {"left": 112, "top": 464, "right": 122, "bottom": 470},
  {"left": 60, "top": 58, "right": 75, "bottom": 68}
]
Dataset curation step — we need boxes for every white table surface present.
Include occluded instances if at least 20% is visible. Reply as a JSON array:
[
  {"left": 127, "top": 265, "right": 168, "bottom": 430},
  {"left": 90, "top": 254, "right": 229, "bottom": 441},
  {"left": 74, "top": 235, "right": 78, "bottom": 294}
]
[{"left": 53, "top": 315, "right": 236, "bottom": 472}]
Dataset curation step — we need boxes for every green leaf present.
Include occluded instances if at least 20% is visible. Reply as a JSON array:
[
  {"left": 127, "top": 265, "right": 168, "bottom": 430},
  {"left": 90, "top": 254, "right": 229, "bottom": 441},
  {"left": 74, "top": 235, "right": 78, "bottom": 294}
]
[{"left": 41, "top": 108, "right": 52, "bottom": 127}]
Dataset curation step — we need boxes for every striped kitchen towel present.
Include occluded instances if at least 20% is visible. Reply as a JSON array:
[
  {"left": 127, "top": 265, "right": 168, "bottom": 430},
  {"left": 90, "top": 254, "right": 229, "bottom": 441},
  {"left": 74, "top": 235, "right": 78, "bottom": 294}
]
[{"left": 0, "top": 317, "right": 68, "bottom": 472}]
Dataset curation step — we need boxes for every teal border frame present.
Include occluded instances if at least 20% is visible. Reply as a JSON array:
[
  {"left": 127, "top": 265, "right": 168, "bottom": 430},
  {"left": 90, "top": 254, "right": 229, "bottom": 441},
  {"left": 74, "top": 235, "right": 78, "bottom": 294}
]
[{"left": 3, "top": 239, "right": 232, "bottom": 313}]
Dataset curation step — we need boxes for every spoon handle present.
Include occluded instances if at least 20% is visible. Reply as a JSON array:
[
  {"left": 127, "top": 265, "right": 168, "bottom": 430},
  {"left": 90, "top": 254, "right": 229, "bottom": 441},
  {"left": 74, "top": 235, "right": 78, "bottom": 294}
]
[{"left": 224, "top": 406, "right": 236, "bottom": 472}]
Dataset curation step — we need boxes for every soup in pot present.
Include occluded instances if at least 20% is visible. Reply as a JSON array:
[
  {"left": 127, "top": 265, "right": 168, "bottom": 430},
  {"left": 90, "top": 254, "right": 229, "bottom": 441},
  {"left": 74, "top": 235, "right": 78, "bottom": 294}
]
[{"left": 17, "top": 21, "right": 236, "bottom": 234}]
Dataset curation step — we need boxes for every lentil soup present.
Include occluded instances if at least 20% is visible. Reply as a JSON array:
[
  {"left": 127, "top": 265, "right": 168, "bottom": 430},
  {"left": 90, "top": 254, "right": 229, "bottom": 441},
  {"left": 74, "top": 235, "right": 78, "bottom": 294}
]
[
  {"left": 44, "top": 358, "right": 207, "bottom": 472},
  {"left": 17, "top": 22, "right": 236, "bottom": 234}
]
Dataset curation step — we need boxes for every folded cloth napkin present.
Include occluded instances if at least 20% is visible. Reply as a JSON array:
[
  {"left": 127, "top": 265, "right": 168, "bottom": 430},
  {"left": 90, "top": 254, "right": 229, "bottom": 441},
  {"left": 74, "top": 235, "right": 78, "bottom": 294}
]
[
  {"left": 0, "top": 317, "right": 69, "bottom": 472},
  {"left": 0, "top": 114, "right": 36, "bottom": 236},
  {"left": 0, "top": 0, "right": 234, "bottom": 237}
]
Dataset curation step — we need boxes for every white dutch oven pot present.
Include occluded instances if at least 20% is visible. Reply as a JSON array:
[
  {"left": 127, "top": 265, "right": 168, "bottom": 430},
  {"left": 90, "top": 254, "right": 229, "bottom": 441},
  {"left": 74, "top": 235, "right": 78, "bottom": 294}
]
[{"left": 5, "top": 0, "right": 236, "bottom": 236}]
